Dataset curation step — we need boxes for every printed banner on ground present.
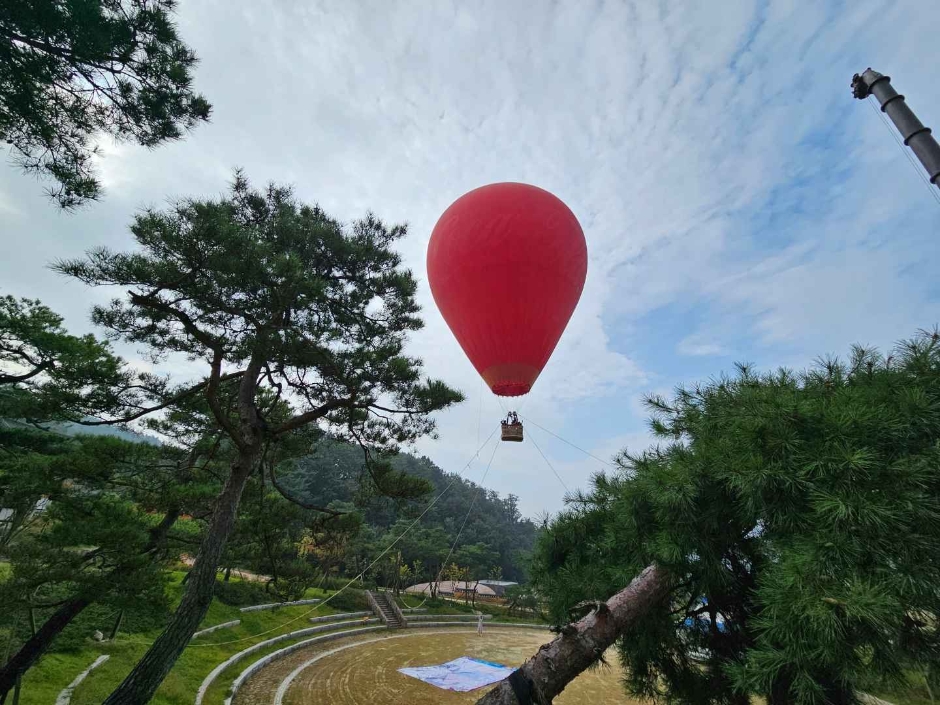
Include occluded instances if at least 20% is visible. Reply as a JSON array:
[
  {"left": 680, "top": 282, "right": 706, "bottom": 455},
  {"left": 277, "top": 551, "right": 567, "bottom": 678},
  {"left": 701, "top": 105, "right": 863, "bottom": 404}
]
[{"left": 398, "top": 656, "right": 515, "bottom": 692}]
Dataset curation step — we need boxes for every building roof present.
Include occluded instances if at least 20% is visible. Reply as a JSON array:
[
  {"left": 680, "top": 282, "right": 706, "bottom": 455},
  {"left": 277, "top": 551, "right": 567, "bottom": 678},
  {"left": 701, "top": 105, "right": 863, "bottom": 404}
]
[{"left": 404, "top": 581, "right": 498, "bottom": 597}]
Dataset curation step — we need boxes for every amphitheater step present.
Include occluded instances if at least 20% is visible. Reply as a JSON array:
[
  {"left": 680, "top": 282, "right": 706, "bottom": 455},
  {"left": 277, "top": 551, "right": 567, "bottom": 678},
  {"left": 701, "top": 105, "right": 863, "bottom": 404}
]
[{"left": 406, "top": 613, "right": 492, "bottom": 622}]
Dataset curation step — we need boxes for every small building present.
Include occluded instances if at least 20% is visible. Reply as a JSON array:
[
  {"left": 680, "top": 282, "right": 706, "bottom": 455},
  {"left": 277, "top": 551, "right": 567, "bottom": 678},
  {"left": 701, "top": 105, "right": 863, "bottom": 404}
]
[
  {"left": 477, "top": 580, "right": 518, "bottom": 598},
  {"left": 405, "top": 580, "right": 499, "bottom": 600}
]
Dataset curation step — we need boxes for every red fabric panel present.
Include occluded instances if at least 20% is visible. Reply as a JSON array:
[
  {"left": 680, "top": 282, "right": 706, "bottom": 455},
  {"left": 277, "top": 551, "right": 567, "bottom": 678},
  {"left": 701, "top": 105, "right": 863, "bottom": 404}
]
[{"left": 427, "top": 183, "right": 587, "bottom": 397}]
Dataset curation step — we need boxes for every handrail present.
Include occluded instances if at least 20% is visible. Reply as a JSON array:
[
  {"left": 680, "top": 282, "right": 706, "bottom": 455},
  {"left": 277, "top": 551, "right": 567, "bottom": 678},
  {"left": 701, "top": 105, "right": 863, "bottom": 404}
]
[{"left": 388, "top": 594, "right": 408, "bottom": 627}]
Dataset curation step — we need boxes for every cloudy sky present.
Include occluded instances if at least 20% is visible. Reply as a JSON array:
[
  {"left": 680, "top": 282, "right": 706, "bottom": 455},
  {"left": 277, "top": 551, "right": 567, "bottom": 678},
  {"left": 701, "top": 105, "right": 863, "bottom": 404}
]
[{"left": 3, "top": 0, "right": 940, "bottom": 519}]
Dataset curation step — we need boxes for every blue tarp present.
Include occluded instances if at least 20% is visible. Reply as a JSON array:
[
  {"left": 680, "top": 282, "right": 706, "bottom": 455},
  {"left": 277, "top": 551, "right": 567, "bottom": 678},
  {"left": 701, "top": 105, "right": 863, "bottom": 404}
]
[
  {"left": 682, "top": 615, "right": 727, "bottom": 632},
  {"left": 398, "top": 656, "right": 516, "bottom": 692}
]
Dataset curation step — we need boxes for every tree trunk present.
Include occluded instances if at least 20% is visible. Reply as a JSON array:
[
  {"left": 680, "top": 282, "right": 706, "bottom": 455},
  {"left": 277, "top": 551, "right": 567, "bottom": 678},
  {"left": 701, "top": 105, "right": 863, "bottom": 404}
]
[
  {"left": 0, "top": 596, "right": 91, "bottom": 698},
  {"left": 475, "top": 564, "right": 670, "bottom": 705},
  {"left": 102, "top": 449, "right": 260, "bottom": 705},
  {"left": 109, "top": 610, "right": 125, "bottom": 641}
]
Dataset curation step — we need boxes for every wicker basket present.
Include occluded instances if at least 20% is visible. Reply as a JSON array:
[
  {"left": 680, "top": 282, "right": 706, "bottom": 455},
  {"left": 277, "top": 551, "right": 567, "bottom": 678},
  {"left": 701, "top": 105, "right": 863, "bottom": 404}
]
[{"left": 501, "top": 422, "right": 524, "bottom": 442}]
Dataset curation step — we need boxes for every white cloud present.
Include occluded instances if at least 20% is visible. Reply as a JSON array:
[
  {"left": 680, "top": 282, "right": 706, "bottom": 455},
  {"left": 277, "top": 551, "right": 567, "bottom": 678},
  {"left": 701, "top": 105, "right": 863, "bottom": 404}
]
[
  {"left": 677, "top": 335, "right": 730, "bottom": 357},
  {"left": 0, "top": 190, "right": 22, "bottom": 217},
  {"left": 3, "top": 0, "right": 940, "bottom": 517}
]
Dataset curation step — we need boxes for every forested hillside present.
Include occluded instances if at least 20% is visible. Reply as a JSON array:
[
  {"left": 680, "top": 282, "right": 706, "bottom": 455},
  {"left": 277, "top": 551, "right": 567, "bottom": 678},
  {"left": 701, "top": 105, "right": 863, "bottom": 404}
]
[{"left": 280, "top": 439, "right": 539, "bottom": 583}]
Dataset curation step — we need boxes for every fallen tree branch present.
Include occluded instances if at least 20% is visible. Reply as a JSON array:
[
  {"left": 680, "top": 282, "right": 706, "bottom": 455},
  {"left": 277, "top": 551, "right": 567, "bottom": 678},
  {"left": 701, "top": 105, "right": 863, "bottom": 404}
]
[{"left": 475, "top": 564, "right": 670, "bottom": 705}]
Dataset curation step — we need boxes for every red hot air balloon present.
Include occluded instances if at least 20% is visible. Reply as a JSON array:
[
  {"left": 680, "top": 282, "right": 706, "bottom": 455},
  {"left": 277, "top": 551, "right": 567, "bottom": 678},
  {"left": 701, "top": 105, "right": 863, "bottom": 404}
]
[{"left": 427, "top": 183, "right": 587, "bottom": 399}]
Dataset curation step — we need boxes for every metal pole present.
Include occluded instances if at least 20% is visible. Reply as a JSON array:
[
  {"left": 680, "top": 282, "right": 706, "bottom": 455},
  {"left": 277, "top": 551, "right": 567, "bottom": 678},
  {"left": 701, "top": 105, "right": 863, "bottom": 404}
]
[{"left": 852, "top": 68, "right": 940, "bottom": 189}]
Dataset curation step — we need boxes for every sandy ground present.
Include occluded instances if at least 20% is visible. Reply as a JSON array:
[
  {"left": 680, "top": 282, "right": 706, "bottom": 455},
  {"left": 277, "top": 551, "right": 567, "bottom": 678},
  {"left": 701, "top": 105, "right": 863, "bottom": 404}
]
[{"left": 235, "top": 628, "right": 645, "bottom": 705}]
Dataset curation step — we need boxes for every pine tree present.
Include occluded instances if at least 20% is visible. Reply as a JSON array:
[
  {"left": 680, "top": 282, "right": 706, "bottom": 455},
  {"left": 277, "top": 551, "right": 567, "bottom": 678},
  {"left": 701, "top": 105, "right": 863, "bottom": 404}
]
[
  {"left": 1, "top": 294, "right": 149, "bottom": 560},
  {"left": 0, "top": 435, "right": 183, "bottom": 698},
  {"left": 0, "top": 296, "right": 149, "bottom": 428},
  {"left": 55, "top": 172, "right": 462, "bottom": 703},
  {"left": 0, "top": 0, "right": 210, "bottom": 208},
  {"left": 530, "top": 332, "right": 940, "bottom": 705},
  {"left": 0, "top": 296, "right": 189, "bottom": 697}
]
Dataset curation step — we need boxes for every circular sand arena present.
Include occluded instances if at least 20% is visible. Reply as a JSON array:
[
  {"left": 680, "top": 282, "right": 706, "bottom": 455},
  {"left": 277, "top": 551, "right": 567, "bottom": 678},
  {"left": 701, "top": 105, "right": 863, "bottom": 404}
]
[{"left": 234, "top": 627, "right": 644, "bottom": 705}]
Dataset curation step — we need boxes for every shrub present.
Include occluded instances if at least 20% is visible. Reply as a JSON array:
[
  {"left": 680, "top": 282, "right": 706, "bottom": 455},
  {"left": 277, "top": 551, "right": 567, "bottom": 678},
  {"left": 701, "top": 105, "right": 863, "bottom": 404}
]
[{"left": 212, "top": 579, "right": 270, "bottom": 607}]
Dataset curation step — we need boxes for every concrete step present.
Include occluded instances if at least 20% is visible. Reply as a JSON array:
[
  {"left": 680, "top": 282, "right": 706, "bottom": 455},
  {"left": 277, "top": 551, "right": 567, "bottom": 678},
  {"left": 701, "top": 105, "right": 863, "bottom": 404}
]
[
  {"left": 308, "top": 611, "right": 372, "bottom": 624},
  {"left": 406, "top": 614, "right": 492, "bottom": 622},
  {"left": 366, "top": 590, "right": 407, "bottom": 629}
]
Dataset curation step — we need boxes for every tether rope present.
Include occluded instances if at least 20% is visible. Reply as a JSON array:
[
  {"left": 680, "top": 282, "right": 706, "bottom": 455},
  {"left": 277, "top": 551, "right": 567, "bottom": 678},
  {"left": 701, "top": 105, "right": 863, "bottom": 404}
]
[
  {"left": 130, "top": 407, "right": 614, "bottom": 645},
  {"left": 433, "top": 436, "right": 502, "bottom": 584},
  {"left": 476, "top": 377, "right": 484, "bottom": 447},
  {"left": 519, "top": 414, "right": 614, "bottom": 469},
  {"left": 152, "top": 424, "right": 502, "bottom": 648},
  {"left": 526, "top": 426, "right": 570, "bottom": 494}
]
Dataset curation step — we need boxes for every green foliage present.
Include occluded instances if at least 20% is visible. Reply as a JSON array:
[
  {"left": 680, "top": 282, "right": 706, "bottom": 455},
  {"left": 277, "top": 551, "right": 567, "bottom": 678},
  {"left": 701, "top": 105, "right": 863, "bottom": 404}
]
[
  {"left": 222, "top": 471, "right": 322, "bottom": 600},
  {"left": 211, "top": 579, "right": 270, "bottom": 608},
  {"left": 51, "top": 174, "right": 462, "bottom": 699},
  {"left": 55, "top": 171, "right": 462, "bottom": 459},
  {"left": 324, "top": 587, "right": 370, "bottom": 613},
  {"left": 43, "top": 595, "right": 171, "bottom": 653},
  {"left": 0, "top": 429, "right": 177, "bottom": 635},
  {"left": 0, "top": 0, "right": 210, "bottom": 208},
  {"left": 0, "top": 296, "right": 146, "bottom": 427},
  {"left": 534, "top": 332, "right": 940, "bottom": 705},
  {"left": 3, "top": 570, "right": 355, "bottom": 704},
  {"left": 282, "top": 438, "right": 538, "bottom": 582},
  {"left": 1, "top": 294, "right": 174, "bottom": 594},
  {"left": 0, "top": 295, "right": 225, "bottom": 689},
  {"left": 317, "top": 574, "right": 362, "bottom": 592},
  {"left": 505, "top": 584, "right": 542, "bottom": 617},
  {"left": 454, "top": 543, "right": 498, "bottom": 576}
]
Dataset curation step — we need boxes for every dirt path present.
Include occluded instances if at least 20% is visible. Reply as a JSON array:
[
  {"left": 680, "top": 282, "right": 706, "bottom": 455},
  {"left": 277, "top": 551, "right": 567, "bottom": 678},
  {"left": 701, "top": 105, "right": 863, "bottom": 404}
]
[{"left": 180, "top": 556, "right": 269, "bottom": 583}]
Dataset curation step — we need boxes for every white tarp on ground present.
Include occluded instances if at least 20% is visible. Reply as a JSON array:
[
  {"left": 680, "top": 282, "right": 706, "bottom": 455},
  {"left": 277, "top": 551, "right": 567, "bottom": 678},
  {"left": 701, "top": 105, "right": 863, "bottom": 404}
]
[{"left": 398, "top": 656, "right": 515, "bottom": 692}]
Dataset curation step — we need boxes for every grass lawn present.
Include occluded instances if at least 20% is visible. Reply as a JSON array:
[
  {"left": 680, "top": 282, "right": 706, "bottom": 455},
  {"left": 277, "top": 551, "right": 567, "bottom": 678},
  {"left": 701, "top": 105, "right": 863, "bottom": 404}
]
[
  {"left": 868, "top": 669, "right": 937, "bottom": 705},
  {"left": 872, "top": 693, "right": 932, "bottom": 705},
  {"left": 10, "top": 571, "right": 354, "bottom": 705}
]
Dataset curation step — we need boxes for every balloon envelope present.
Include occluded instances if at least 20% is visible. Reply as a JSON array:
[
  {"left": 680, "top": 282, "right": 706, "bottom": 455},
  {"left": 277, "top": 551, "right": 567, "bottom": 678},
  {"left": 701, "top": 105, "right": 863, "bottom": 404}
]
[{"left": 427, "top": 182, "right": 587, "bottom": 396}]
